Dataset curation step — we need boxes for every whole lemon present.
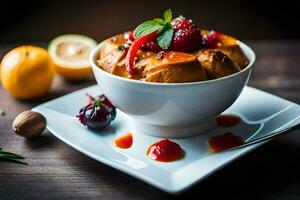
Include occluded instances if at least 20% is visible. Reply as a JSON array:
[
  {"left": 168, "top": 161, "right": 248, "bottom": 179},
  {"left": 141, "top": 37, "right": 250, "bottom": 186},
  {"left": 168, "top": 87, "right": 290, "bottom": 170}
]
[{"left": 1, "top": 46, "right": 55, "bottom": 100}]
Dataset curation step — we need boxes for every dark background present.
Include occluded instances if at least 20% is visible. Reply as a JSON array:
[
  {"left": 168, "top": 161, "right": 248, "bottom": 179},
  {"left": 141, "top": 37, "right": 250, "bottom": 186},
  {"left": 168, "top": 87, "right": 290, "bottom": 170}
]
[{"left": 1, "top": 0, "right": 300, "bottom": 44}]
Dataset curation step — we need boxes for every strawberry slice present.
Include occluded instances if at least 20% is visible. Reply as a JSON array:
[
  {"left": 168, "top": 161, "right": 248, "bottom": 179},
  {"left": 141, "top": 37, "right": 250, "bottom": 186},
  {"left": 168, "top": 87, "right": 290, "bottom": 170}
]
[{"left": 126, "top": 31, "right": 157, "bottom": 77}]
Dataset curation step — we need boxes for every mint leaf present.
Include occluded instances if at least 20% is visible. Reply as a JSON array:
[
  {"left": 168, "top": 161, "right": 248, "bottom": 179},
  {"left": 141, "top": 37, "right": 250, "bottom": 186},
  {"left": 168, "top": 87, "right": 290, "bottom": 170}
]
[
  {"left": 133, "top": 9, "right": 174, "bottom": 50},
  {"left": 133, "top": 20, "right": 163, "bottom": 38},
  {"left": 163, "top": 9, "right": 172, "bottom": 23},
  {"left": 157, "top": 23, "right": 174, "bottom": 50},
  {"left": 153, "top": 18, "right": 165, "bottom": 25}
]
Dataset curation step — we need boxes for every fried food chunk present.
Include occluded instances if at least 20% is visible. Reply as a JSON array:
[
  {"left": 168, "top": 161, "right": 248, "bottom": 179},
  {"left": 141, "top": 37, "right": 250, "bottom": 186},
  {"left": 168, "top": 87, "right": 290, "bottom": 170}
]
[
  {"left": 197, "top": 49, "right": 241, "bottom": 79},
  {"left": 98, "top": 48, "right": 157, "bottom": 79},
  {"left": 97, "top": 47, "right": 126, "bottom": 73},
  {"left": 144, "top": 51, "right": 207, "bottom": 83},
  {"left": 201, "top": 30, "right": 249, "bottom": 69},
  {"left": 99, "top": 34, "right": 126, "bottom": 59},
  {"left": 218, "top": 45, "right": 249, "bottom": 69},
  {"left": 111, "top": 51, "right": 156, "bottom": 79},
  {"left": 97, "top": 33, "right": 127, "bottom": 74}
]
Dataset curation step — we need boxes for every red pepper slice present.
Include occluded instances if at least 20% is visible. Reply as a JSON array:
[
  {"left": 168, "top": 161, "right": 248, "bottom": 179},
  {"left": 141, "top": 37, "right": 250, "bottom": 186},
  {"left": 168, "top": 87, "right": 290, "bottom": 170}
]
[{"left": 126, "top": 31, "right": 157, "bottom": 77}]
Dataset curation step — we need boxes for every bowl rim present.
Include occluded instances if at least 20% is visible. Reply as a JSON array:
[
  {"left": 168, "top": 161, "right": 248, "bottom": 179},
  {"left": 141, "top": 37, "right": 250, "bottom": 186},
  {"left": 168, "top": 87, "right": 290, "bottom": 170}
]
[{"left": 89, "top": 39, "right": 255, "bottom": 86}]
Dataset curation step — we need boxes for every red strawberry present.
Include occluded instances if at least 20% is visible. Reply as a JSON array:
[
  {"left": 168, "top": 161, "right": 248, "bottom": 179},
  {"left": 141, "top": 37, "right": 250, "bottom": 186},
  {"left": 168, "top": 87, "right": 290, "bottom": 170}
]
[
  {"left": 170, "top": 18, "right": 202, "bottom": 52},
  {"left": 172, "top": 18, "right": 195, "bottom": 30}
]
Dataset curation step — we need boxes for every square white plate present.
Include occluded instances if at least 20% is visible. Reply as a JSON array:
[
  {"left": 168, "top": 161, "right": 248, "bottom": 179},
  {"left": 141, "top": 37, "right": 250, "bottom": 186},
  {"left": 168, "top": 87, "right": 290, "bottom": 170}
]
[{"left": 33, "top": 86, "right": 300, "bottom": 194}]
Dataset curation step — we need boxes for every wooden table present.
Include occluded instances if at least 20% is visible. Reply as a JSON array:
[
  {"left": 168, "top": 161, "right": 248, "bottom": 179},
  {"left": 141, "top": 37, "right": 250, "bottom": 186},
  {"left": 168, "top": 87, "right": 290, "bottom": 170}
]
[{"left": 0, "top": 41, "right": 300, "bottom": 199}]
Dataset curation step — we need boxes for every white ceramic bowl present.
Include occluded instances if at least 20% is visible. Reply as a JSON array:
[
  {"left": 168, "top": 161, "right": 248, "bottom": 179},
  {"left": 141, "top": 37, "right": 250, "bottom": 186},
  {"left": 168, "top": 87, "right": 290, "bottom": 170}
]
[{"left": 90, "top": 42, "right": 255, "bottom": 138}]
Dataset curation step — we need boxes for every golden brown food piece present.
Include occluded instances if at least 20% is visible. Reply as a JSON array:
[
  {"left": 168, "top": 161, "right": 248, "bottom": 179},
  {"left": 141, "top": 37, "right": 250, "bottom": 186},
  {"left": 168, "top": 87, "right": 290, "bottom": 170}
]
[
  {"left": 99, "top": 33, "right": 126, "bottom": 59},
  {"left": 110, "top": 51, "right": 156, "bottom": 80},
  {"left": 97, "top": 47, "right": 126, "bottom": 73},
  {"left": 144, "top": 51, "right": 207, "bottom": 83},
  {"left": 218, "top": 45, "right": 249, "bottom": 69},
  {"left": 98, "top": 47, "right": 208, "bottom": 83},
  {"left": 97, "top": 33, "right": 128, "bottom": 75},
  {"left": 144, "top": 62, "right": 207, "bottom": 83},
  {"left": 97, "top": 32, "right": 158, "bottom": 79},
  {"left": 197, "top": 49, "right": 241, "bottom": 79},
  {"left": 132, "top": 51, "right": 157, "bottom": 79},
  {"left": 98, "top": 48, "right": 157, "bottom": 79},
  {"left": 201, "top": 30, "right": 249, "bottom": 69}
]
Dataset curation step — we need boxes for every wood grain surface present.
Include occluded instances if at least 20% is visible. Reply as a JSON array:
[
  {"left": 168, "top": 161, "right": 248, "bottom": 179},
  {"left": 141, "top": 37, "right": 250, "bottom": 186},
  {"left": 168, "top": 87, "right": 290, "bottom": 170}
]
[{"left": 0, "top": 41, "right": 300, "bottom": 199}]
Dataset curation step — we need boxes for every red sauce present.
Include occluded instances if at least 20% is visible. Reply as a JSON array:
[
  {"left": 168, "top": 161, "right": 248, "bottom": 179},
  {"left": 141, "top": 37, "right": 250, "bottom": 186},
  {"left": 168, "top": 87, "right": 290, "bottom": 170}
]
[
  {"left": 208, "top": 132, "right": 244, "bottom": 153},
  {"left": 113, "top": 133, "right": 133, "bottom": 149},
  {"left": 216, "top": 114, "right": 240, "bottom": 127},
  {"left": 146, "top": 139, "right": 184, "bottom": 162}
]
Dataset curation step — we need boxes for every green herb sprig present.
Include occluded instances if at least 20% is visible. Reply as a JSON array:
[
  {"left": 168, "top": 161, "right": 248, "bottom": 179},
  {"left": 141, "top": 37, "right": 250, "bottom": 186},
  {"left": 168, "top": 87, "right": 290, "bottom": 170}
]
[
  {"left": 0, "top": 148, "right": 27, "bottom": 165},
  {"left": 133, "top": 9, "right": 174, "bottom": 50}
]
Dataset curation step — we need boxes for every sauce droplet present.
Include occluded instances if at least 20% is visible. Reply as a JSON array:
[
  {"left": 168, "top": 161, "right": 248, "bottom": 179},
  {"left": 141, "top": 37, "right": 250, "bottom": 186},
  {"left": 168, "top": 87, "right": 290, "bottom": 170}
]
[
  {"left": 208, "top": 132, "right": 244, "bottom": 153},
  {"left": 113, "top": 133, "right": 133, "bottom": 149},
  {"left": 146, "top": 139, "right": 184, "bottom": 162},
  {"left": 216, "top": 114, "right": 240, "bottom": 127}
]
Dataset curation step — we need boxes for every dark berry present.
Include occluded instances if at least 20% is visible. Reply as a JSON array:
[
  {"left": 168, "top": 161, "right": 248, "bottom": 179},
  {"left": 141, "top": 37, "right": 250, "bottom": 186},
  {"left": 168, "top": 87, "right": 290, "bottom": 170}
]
[
  {"left": 77, "top": 94, "right": 116, "bottom": 130},
  {"left": 84, "top": 106, "right": 112, "bottom": 130}
]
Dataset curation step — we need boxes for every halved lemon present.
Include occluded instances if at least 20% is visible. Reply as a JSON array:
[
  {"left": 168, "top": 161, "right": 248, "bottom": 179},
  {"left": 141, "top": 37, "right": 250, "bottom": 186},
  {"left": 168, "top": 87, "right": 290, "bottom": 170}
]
[{"left": 48, "top": 34, "right": 97, "bottom": 80}]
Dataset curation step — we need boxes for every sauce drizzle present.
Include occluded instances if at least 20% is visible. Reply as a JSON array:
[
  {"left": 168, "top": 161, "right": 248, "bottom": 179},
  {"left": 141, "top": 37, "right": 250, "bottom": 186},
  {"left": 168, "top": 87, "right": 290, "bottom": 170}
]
[
  {"left": 113, "top": 133, "right": 133, "bottom": 149},
  {"left": 208, "top": 132, "right": 244, "bottom": 153},
  {"left": 216, "top": 114, "right": 240, "bottom": 127},
  {"left": 146, "top": 139, "right": 184, "bottom": 162}
]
